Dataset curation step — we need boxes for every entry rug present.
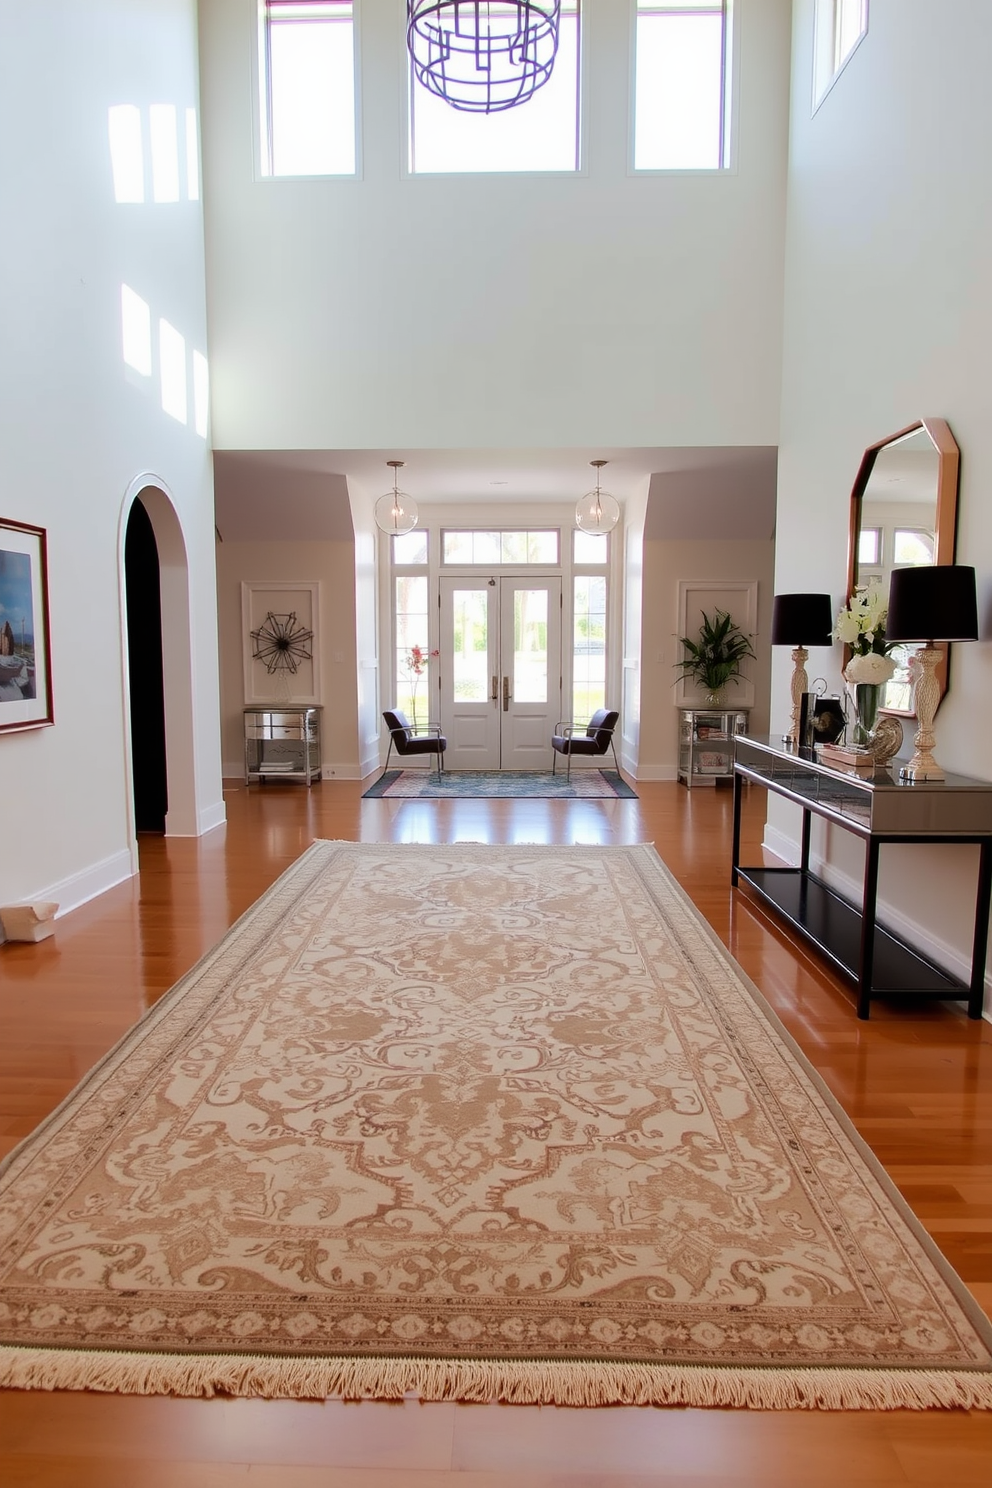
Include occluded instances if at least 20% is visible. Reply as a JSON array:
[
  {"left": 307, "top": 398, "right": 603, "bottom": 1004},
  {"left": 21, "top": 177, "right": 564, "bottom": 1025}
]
[
  {"left": 363, "top": 769, "right": 637, "bottom": 799},
  {"left": 1, "top": 842, "right": 990, "bottom": 1408}
]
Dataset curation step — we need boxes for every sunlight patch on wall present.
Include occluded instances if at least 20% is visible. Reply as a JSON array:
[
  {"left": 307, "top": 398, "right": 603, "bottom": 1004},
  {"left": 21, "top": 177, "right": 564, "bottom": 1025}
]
[
  {"left": 185, "top": 109, "right": 200, "bottom": 201},
  {"left": 121, "top": 285, "right": 152, "bottom": 375},
  {"left": 150, "top": 105, "right": 181, "bottom": 203},
  {"left": 159, "top": 320, "right": 188, "bottom": 423},
  {"left": 108, "top": 106, "right": 144, "bottom": 203}
]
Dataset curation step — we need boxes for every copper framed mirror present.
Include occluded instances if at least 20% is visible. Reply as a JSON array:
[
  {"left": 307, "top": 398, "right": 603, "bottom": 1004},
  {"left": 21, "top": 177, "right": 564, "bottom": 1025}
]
[{"left": 846, "top": 418, "right": 959, "bottom": 716}]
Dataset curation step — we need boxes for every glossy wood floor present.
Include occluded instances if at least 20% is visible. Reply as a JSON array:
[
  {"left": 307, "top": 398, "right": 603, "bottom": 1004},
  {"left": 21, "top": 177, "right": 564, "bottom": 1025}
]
[{"left": 1, "top": 778, "right": 990, "bottom": 1486}]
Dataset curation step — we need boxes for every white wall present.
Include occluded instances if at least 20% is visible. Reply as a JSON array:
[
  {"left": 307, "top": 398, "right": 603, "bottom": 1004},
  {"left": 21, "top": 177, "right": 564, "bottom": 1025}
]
[
  {"left": 775, "top": 1, "right": 992, "bottom": 1006},
  {"left": 198, "top": 0, "right": 792, "bottom": 452},
  {"left": 0, "top": 1, "right": 223, "bottom": 911}
]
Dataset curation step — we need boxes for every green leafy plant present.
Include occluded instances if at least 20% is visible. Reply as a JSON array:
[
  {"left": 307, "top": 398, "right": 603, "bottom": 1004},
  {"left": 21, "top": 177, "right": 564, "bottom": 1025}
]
[{"left": 675, "top": 609, "right": 755, "bottom": 693}]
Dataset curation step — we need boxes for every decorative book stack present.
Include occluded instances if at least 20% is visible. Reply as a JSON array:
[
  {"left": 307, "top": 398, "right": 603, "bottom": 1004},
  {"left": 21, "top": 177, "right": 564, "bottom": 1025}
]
[{"left": 816, "top": 742, "right": 879, "bottom": 775}]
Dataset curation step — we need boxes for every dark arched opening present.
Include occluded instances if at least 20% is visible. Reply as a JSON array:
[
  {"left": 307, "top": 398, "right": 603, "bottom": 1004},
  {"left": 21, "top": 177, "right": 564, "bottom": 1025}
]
[{"left": 125, "top": 498, "right": 168, "bottom": 833}]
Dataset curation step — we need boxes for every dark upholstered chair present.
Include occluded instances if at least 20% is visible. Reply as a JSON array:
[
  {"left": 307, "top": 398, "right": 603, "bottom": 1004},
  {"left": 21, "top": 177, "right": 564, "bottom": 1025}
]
[
  {"left": 551, "top": 708, "right": 620, "bottom": 781},
  {"left": 381, "top": 709, "right": 447, "bottom": 778}
]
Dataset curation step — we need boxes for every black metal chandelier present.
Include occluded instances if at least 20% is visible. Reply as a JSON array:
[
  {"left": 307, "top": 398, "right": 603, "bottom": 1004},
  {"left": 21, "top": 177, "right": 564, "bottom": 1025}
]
[{"left": 407, "top": 1, "right": 562, "bottom": 114}]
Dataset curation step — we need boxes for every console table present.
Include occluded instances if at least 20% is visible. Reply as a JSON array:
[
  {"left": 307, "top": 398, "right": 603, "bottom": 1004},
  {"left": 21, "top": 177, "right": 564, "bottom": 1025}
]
[{"left": 732, "top": 735, "right": 992, "bottom": 1019}]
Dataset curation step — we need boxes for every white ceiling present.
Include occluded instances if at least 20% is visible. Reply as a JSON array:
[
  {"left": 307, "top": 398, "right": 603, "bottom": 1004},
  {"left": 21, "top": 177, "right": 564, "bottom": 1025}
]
[{"left": 213, "top": 446, "right": 779, "bottom": 542}]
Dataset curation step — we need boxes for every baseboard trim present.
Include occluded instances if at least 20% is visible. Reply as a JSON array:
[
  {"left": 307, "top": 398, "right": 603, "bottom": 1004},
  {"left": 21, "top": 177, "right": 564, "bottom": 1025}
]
[
  {"left": 6, "top": 849, "right": 136, "bottom": 932},
  {"left": 759, "top": 825, "right": 991, "bottom": 1023},
  {"left": 198, "top": 800, "right": 227, "bottom": 834},
  {"left": 632, "top": 766, "right": 679, "bottom": 782},
  {"left": 222, "top": 763, "right": 364, "bottom": 783}
]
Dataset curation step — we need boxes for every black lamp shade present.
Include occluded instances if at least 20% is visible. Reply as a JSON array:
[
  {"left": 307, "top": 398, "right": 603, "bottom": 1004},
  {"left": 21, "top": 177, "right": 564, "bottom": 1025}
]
[
  {"left": 886, "top": 565, "right": 979, "bottom": 642},
  {"left": 771, "top": 593, "right": 834, "bottom": 647}
]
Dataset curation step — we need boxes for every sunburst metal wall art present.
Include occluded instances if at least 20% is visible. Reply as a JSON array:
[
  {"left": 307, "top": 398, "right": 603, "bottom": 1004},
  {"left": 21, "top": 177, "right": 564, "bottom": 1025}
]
[{"left": 250, "top": 612, "right": 314, "bottom": 675}]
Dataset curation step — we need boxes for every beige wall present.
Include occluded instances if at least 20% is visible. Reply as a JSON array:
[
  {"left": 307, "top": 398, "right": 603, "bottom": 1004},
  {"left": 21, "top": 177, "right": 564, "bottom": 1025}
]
[
  {"left": 639, "top": 539, "right": 776, "bottom": 779},
  {"left": 216, "top": 540, "right": 361, "bottom": 778}
]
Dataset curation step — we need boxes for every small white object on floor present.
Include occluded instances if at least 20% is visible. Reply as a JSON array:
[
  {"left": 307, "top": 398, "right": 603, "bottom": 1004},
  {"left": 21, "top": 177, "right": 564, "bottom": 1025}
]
[{"left": 0, "top": 901, "right": 59, "bottom": 943}]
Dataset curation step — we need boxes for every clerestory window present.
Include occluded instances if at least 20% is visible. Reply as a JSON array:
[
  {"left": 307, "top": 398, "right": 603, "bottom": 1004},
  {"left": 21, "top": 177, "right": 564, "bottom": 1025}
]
[
  {"left": 408, "top": 1, "right": 582, "bottom": 175},
  {"left": 258, "top": 1, "right": 357, "bottom": 177},
  {"left": 633, "top": 2, "right": 732, "bottom": 172},
  {"left": 812, "top": 0, "right": 868, "bottom": 110}
]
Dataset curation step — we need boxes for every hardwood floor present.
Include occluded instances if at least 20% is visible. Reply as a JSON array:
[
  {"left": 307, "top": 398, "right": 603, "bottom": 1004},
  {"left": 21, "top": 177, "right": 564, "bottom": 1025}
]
[{"left": 1, "top": 777, "right": 990, "bottom": 1485}]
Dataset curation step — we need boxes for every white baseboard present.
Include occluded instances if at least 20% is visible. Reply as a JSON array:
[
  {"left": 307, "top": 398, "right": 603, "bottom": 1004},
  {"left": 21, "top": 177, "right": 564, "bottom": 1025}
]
[
  {"left": 759, "top": 825, "right": 991, "bottom": 1023},
  {"left": 632, "top": 766, "right": 679, "bottom": 782},
  {"left": 222, "top": 762, "right": 364, "bottom": 782},
  {"left": 198, "top": 800, "right": 227, "bottom": 834},
  {"left": 5, "top": 849, "right": 136, "bottom": 932}
]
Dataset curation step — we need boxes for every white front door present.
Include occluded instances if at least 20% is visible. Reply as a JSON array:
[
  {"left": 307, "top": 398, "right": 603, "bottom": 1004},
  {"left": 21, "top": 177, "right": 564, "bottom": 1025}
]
[{"left": 439, "top": 576, "right": 562, "bottom": 770}]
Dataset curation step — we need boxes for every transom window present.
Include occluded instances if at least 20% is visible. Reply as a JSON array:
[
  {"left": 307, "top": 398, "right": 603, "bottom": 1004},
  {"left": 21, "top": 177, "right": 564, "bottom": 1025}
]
[
  {"left": 258, "top": 1, "right": 357, "bottom": 177},
  {"left": 442, "top": 530, "right": 560, "bottom": 565},
  {"left": 409, "top": 2, "right": 581, "bottom": 175},
  {"left": 633, "top": 2, "right": 731, "bottom": 171}
]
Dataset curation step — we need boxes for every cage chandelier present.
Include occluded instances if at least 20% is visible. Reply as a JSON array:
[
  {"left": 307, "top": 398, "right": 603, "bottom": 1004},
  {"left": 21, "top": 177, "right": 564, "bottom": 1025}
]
[
  {"left": 407, "top": 1, "right": 562, "bottom": 114},
  {"left": 374, "top": 461, "right": 419, "bottom": 536},
  {"left": 575, "top": 460, "right": 620, "bottom": 535}
]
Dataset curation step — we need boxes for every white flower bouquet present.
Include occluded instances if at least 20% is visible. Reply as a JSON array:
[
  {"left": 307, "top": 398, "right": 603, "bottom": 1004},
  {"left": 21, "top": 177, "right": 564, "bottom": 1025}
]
[
  {"left": 844, "top": 648, "right": 896, "bottom": 685},
  {"left": 834, "top": 581, "right": 895, "bottom": 685}
]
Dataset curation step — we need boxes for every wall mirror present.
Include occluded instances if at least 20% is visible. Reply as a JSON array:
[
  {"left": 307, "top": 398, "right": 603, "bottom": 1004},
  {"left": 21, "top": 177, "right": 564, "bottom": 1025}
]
[{"left": 846, "top": 418, "right": 959, "bottom": 715}]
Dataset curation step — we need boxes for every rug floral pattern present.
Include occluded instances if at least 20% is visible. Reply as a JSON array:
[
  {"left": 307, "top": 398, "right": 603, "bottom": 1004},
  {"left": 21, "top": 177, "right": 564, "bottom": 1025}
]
[{"left": 0, "top": 842, "right": 990, "bottom": 1394}]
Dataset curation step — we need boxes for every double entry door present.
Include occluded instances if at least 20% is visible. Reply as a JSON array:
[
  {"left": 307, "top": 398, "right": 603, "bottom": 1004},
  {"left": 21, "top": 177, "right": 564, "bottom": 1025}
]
[{"left": 438, "top": 575, "right": 562, "bottom": 771}]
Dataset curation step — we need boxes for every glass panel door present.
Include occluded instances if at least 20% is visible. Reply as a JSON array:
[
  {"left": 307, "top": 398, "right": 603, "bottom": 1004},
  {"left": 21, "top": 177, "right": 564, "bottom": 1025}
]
[
  {"left": 439, "top": 577, "right": 500, "bottom": 770},
  {"left": 499, "top": 577, "right": 562, "bottom": 769}
]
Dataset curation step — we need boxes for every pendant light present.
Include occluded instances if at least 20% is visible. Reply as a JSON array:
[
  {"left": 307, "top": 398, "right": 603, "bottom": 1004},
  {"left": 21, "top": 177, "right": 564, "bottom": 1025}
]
[
  {"left": 407, "top": 1, "right": 562, "bottom": 115},
  {"left": 575, "top": 460, "right": 620, "bottom": 536},
  {"left": 374, "top": 460, "right": 419, "bottom": 536}
]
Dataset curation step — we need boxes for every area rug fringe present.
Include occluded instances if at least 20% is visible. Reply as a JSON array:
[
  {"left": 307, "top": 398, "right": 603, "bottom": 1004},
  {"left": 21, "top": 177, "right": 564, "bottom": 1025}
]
[{"left": 1, "top": 1348, "right": 990, "bottom": 1410}]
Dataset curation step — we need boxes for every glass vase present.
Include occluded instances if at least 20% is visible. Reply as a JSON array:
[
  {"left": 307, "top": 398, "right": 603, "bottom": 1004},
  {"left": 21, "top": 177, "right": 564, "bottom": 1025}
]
[{"left": 850, "top": 682, "right": 881, "bottom": 748}]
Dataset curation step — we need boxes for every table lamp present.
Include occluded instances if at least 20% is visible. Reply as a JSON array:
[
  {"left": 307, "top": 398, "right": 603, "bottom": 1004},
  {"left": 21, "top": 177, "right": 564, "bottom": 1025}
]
[
  {"left": 771, "top": 593, "right": 834, "bottom": 746},
  {"left": 885, "top": 564, "right": 979, "bottom": 781}
]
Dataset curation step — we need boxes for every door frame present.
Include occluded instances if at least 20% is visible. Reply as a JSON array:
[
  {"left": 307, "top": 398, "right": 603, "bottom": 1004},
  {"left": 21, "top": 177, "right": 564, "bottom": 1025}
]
[
  {"left": 378, "top": 505, "right": 621, "bottom": 771},
  {"left": 438, "top": 573, "right": 563, "bottom": 770}
]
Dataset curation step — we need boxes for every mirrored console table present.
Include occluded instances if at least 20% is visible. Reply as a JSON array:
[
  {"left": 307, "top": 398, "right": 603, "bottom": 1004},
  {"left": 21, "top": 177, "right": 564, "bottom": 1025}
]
[{"left": 733, "top": 735, "right": 992, "bottom": 1020}]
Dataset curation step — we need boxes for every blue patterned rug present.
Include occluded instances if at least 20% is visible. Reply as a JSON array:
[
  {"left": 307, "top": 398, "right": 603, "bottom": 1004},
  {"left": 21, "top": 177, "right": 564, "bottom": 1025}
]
[{"left": 362, "top": 769, "right": 637, "bottom": 800}]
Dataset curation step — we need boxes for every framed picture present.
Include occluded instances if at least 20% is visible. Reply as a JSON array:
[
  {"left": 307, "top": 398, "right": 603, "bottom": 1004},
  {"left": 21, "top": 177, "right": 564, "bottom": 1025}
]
[
  {"left": 241, "top": 581, "right": 321, "bottom": 705},
  {"left": 0, "top": 518, "right": 54, "bottom": 733}
]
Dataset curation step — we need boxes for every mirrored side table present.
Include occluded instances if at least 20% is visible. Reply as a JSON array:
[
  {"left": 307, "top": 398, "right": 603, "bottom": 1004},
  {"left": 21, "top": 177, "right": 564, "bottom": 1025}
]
[
  {"left": 678, "top": 708, "right": 749, "bottom": 788},
  {"left": 244, "top": 706, "right": 322, "bottom": 786}
]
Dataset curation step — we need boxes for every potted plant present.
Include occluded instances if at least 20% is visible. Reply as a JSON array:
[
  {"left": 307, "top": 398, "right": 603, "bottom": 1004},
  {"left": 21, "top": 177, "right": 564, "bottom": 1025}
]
[{"left": 676, "top": 609, "right": 755, "bottom": 705}]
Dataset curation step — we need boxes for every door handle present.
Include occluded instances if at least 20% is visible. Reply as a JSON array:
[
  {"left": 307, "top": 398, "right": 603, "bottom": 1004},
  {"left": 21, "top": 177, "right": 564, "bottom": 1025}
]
[
  {"left": 503, "top": 676, "right": 510, "bottom": 711},
  {"left": 491, "top": 674, "right": 498, "bottom": 703}
]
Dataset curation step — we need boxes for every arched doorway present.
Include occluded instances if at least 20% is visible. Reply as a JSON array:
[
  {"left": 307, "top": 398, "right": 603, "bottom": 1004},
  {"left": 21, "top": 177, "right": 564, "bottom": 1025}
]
[
  {"left": 120, "top": 478, "right": 200, "bottom": 845},
  {"left": 124, "top": 499, "right": 168, "bottom": 832}
]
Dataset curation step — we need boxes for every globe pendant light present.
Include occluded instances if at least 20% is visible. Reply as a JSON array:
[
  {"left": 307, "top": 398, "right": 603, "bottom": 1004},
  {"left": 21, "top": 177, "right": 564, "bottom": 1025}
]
[
  {"left": 575, "top": 460, "right": 620, "bottom": 536},
  {"left": 407, "top": 1, "right": 562, "bottom": 115},
  {"left": 374, "top": 460, "right": 419, "bottom": 536}
]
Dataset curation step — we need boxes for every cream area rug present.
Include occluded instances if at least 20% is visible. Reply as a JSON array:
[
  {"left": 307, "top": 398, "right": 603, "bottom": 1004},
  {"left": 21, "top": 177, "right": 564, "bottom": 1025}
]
[{"left": 1, "top": 842, "right": 990, "bottom": 1409}]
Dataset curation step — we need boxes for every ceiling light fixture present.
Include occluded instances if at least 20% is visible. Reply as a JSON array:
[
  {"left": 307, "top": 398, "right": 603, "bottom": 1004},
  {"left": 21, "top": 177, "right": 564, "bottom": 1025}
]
[
  {"left": 374, "top": 461, "right": 419, "bottom": 536},
  {"left": 407, "top": 1, "right": 562, "bottom": 114},
  {"left": 575, "top": 460, "right": 620, "bottom": 536}
]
